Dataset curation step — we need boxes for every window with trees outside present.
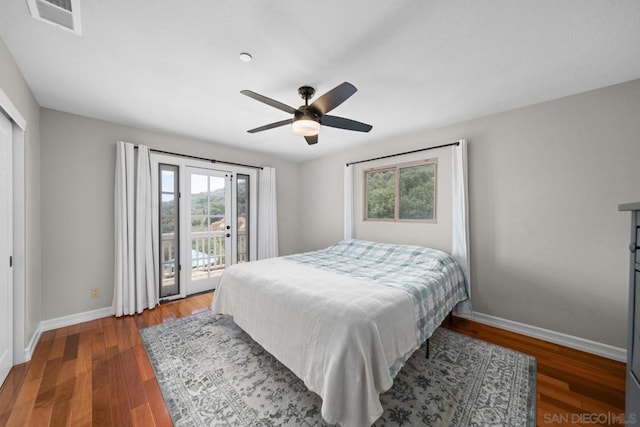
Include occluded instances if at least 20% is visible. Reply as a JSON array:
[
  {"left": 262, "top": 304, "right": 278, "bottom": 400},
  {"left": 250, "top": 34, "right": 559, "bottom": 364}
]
[{"left": 364, "top": 159, "right": 437, "bottom": 222}]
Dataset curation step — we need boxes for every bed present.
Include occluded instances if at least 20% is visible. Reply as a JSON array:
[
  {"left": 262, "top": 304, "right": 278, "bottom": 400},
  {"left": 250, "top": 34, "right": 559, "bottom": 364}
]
[{"left": 211, "top": 239, "right": 468, "bottom": 427}]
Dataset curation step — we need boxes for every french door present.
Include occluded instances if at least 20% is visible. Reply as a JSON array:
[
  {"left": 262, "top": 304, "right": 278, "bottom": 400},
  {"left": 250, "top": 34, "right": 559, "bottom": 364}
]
[
  {"left": 186, "top": 168, "right": 232, "bottom": 294},
  {"left": 152, "top": 154, "right": 257, "bottom": 300}
]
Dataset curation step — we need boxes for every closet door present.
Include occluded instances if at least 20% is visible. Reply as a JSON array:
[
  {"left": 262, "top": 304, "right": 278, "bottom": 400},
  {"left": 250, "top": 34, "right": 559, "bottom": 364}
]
[{"left": 0, "top": 112, "right": 13, "bottom": 386}]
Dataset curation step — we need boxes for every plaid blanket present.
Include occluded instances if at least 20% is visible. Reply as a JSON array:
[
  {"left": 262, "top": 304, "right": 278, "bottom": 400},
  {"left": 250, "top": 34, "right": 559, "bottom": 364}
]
[{"left": 285, "top": 239, "right": 468, "bottom": 346}]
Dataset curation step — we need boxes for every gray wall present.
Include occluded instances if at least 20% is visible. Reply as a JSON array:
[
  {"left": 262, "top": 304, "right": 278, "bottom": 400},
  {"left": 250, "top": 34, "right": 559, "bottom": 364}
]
[
  {"left": 40, "top": 108, "right": 301, "bottom": 319},
  {"left": 299, "top": 79, "right": 640, "bottom": 349},
  {"left": 0, "top": 37, "right": 42, "bottom": 346}
]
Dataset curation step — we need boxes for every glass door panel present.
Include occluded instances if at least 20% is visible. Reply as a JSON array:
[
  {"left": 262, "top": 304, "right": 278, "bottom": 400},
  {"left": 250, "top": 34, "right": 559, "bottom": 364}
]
[
  {"left": 208, "top": 175, "right": 227, "bottom": 272},
  {"left": 236, "top": 174, "right": 250, "bottom": 264},
  {"left": 187, "top": 168, "right": 231, "bottom": 294},
  {"left": 159, "top": 165, "right": 179, "bottom": 298}
]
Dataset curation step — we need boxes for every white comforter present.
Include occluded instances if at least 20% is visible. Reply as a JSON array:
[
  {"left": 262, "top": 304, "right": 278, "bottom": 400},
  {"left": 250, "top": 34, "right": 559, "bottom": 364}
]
[{"left": 211, "top": 257, "right": 418, "bottom": 427}]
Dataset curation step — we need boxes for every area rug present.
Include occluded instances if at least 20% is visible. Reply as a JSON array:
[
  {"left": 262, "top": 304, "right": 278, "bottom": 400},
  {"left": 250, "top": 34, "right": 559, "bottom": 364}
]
[{"left": 140, "top": 312, "right": 536, "bottom": 426}]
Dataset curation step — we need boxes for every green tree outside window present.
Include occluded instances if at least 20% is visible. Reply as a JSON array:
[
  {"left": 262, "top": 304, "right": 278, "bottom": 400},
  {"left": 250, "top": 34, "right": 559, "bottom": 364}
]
[{"left": 364, "top": 159, "right": 436, "bottom": 222}]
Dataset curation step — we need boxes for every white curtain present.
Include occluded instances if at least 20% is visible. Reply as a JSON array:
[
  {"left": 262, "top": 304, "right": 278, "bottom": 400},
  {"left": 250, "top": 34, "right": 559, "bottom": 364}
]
[
  {"left": 113, "top": 142, "right": 157, "bottom": 317},
  {"left": 134, "top": 145, "right": 157, "bottom": 313},
  {"left": 258, "top": 166, "right": 279, "bottom": 259},
  {"left": 343, "top": 165, "right": 355, "bottom": 240},
  {"left": 452, "top": 139, "right": 472, "bottom": 317}
]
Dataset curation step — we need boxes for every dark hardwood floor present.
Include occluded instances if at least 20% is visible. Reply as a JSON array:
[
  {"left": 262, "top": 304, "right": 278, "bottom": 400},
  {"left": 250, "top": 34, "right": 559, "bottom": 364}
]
[
  {"left": 0, "top": 293, "right": 626, "bottom": 426},
  {"left": 446, "top": 317, "right": 626, "bottom": 426}
]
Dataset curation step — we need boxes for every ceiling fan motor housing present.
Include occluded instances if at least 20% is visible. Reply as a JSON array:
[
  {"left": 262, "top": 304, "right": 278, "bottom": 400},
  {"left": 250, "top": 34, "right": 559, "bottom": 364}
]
[
  {"left": 298, "top": 86, "right": 316, "bottom": 102},
  {"left": 294, "top": 105, "right": 320, "bottom": 122}
]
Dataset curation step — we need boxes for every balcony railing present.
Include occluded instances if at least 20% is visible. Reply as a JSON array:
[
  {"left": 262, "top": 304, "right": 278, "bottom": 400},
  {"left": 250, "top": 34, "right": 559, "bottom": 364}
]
[{"left": 160, "top": 230, "right": 247, "bottom": 282}]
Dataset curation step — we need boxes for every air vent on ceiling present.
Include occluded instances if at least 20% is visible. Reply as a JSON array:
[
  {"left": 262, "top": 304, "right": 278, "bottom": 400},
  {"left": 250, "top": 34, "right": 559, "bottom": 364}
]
[{"left": 27, "top": 0, "right": 82, "bottom": 35}]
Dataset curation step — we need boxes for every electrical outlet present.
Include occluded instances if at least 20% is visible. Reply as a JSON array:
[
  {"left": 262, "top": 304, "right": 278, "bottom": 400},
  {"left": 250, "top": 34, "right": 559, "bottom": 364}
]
[{"left": 91, "top": 288, "right": 100, "bottom": 298}]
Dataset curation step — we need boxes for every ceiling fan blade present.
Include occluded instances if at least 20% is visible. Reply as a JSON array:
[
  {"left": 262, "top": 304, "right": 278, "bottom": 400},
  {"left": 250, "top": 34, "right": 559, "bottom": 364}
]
[
  {"left": 310, "top": 82, "right": 357, "bottom": 115},
  {"left": 241, "top": 90, "right": 298, "bottom": 115},
  {"left": 305, "top": 135, "right": 318, "bottom": 145},
  {"left": 247, "top": 119, "right": 293, "bottom": 133},
  {"left": 320, "top": 115, "right": 372, "bottom": 132}
]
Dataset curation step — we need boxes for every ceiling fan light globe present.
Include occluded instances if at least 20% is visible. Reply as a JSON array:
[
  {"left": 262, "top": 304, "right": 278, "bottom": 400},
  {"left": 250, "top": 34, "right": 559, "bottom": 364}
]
[{"left": 292, "top": 119, "right": 320, "bottom": 136}]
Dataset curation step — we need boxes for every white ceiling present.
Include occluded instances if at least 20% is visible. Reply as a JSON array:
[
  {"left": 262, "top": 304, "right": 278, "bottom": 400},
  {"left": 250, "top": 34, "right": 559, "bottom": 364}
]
[{"left": 1, "top": 1, "right": 640, "bottom": 161}]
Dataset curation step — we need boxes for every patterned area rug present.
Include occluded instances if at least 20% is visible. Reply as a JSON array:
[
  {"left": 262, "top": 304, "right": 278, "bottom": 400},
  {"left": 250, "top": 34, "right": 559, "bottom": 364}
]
[{"left": 140, "top": 312, "right": 536, "bottom": 426}]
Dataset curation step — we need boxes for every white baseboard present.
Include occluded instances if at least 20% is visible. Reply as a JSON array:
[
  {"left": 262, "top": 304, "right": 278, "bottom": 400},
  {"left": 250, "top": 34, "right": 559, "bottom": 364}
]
[
  {"left": 23, "top": 306, "right": 112, "bottom": 361},
  {"left": 39, "top": 306, "right": 112, "bottom": 332},
  {"left": 470, "top": 311, "right": 626, "bottom": 362},
  {"left": 24, "top": 328, "right": 41, "bottom": 362},
  {"left": 21, "top": 306, "right": 626, "bottom": 363}
]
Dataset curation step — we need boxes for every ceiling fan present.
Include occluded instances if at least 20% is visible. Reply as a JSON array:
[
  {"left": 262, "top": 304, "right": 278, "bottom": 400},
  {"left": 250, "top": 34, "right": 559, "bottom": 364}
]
[{"left": 241, "top": 82, "right": 372, "bottom": 145}]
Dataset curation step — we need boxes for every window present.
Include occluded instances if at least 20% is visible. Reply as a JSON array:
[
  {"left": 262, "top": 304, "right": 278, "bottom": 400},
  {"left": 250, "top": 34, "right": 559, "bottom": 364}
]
[{"left": 364, "top": 159, "right": 437, "bottom": 222}]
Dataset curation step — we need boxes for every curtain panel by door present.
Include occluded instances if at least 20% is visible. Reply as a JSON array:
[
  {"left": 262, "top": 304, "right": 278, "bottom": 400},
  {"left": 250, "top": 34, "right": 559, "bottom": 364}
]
[
  {"left": 113, "top": 142, "right": 158, "bottom": 316},
  {"left": 257, "top": 167, "right": 279, "bottom": 259}
]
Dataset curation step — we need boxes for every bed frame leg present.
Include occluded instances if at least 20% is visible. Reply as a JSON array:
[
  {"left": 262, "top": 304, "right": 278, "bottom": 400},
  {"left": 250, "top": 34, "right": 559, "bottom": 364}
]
[{"left": 426, "top": 310, "right": 456, "bottom": 360}]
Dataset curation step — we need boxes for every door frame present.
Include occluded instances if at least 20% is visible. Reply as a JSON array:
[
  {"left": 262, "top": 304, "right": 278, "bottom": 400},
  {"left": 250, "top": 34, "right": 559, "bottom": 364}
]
[
  {"left": 0, "top": 87, "right": 27, "bottom": 366},
  {"left": 185, "top": 166, "right": 233, "bottom": 295},
  {"left": 150, "top": 153, "right": 258, "bottom": 300}
]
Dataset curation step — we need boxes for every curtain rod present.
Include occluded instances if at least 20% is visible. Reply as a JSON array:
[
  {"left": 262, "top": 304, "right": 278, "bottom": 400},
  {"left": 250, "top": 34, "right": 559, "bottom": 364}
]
[
  {"left": 135, "top": 146, "right": 264, "bottom": 170},
  {"left": 346, "top": 141, "right": 460, "bottom": 167}
]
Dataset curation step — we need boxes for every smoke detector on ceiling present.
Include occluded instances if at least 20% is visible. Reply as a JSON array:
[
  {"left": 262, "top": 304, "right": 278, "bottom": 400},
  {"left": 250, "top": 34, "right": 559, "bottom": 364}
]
[{"left": 26, "top": 0, "right": 82, "bottom": 35}]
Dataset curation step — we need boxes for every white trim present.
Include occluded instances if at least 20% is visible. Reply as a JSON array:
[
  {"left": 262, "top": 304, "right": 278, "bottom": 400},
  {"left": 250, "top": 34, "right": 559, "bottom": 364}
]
[
  {"left": 40, "top": 306, "right": 112, "bottom": 332},
  {"left": 0, "top": 89, "right": 26, "bottom": 131},
  {"left": 12, "top": 127, "right": 25, "bottom": 364},
  {"left": 24, "top": 327, "right": 41, "bottom": 361},
  {"left": 24, "top": 306, "right": 112, "bottom": 361},
  {"left": 470, "top": 311, "right": 626, "bottom": 362}
]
